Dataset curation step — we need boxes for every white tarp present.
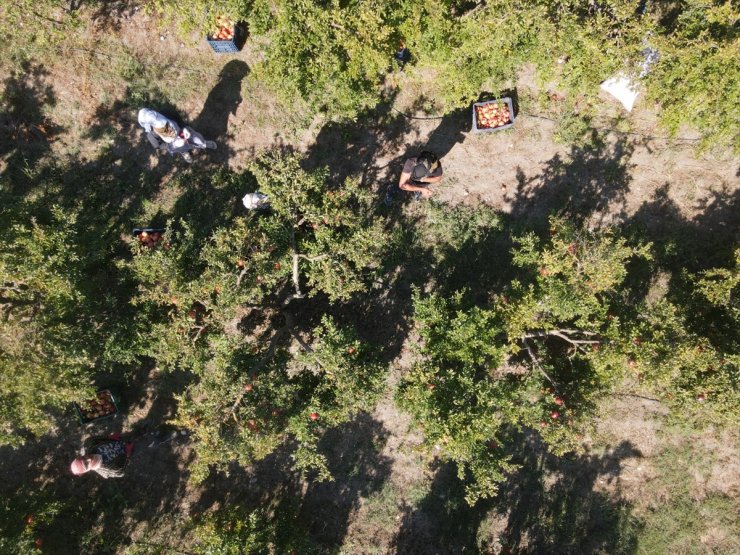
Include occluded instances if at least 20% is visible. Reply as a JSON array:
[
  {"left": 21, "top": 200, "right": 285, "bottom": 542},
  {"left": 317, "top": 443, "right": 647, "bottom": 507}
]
[
  {"left": 600, "top": 75, "right": 640, "bottom": 112},
  {"left": 600, "top": 43, "right": 659, "bottom": 112}
]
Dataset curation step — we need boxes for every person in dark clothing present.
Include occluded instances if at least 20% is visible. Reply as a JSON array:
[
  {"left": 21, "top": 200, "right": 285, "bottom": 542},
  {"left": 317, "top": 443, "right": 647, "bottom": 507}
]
[{"left": 386, "top": 151, "right": 444, "bottom": 204}]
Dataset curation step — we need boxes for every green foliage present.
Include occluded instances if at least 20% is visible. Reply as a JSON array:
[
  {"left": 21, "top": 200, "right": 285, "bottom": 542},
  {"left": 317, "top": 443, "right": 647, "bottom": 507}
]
[
  {"left": 127, "top": 154, "right": 385, "bottom": 368},
  {"left": 399, "top": 217, "right": 653, "bottom": 504},
  {"left": 142, "top": 0, "right": 736, "bottom": 147},
  {"left": 191, "top": 498, "right": 319, "bottom": 555},
  {"left": 398, "top": 291, "right": 519, "bottom": 504},
  {"left": 399, "top": 1, "right": 736, "bottom": 150},
  {"left": 147, "top": 0, "right": 250, "bottom": 37},
  {"left": 0, "top": 204, "right": 96, "bottom": 444},
  {"left": 625, "top": 300, "right": 738, "bottom": 426},
  {"left": 421, "top": 200, "right": 502, "bottom": 253},
  {"left": 0, "top": 487, "right": 65, "bottom": 554},
  {"left": 125, "top": 157, "right": 388, "bottom": 482},
  {"left": 172, "top": 316, "right": 385, "bottom": 483},
  {"left": 252, "top": 0, "right": 400, "bottom": 120},
  {"left": 694, "top": 248, "right": 739, "bottom": 317},
  {"left": 646, "top": 1, "right": 740, "bottom": 151},
  {"left": 248, "top": 151, "right": 387, "bottom": 301}
]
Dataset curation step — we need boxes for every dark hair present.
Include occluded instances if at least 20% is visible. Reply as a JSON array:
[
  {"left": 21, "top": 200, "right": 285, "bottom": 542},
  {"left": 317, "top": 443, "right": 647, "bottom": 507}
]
[{"left": 417, "top": 151, "right": 439, "bottom": 169}]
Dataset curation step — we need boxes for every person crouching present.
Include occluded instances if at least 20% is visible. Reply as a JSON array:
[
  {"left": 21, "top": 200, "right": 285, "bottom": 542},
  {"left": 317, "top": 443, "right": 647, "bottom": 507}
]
[
  {"left": 137, "top": 108, "right": 216, "bottom": 163},
  {"left": 70, "top": 435, "right": 132, "bottom": 479}
]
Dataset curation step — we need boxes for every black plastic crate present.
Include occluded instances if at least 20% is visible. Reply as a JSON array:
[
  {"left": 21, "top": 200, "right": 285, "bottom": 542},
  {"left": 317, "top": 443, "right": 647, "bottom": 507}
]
[
  {"left": 206, "top": 25, "right": 244, "bottom": 53},
  {"left": 74, "top": 389, "right": 120, "bottom": 425},
  {"left": 132, "top": 227, "right": 165, "bottom": 237},
  {"left": 471, "top": 97, "right": 515, "bottom": 133}
]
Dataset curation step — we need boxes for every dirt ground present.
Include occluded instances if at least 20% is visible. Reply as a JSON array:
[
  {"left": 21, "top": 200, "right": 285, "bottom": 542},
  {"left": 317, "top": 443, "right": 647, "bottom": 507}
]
[{"left": 1, "top": 7, "right": 738, "bottom": 554}]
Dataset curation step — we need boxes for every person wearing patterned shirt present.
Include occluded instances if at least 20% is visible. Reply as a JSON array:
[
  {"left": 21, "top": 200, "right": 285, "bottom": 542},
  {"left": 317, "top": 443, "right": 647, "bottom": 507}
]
[{"left": 70, "top": 435, "right": 132, "bottom": 478}]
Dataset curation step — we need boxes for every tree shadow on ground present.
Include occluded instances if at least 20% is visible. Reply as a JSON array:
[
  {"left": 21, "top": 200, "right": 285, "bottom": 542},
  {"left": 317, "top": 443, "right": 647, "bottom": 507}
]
[
  {"left": 191, "top": 60, "right": 250, "bottom": 166},
  {"left": 629, "top": 182, "right": 739, "bottom": 274},
  {"left": 303, "top": 95, "right": 468, "bottom": 206},
  {"left": 300, "top": 412, "right": 393, "bottom": 550},
  {"left": 0, "top": 62, "right": 63, "bottom": 178},
  {"left": 626, "top": 182, "right": 740, "bottom": 347},
  {"left": 303, "top": 91, "right": 412, "bottom": 190},
  {"left": 394, "top": 435, "right": 641, "bottom": 554},
  {"left": 187, "top": 412, "right": 393, "bottom": 552},
  {"left": 189, "top": 442, "right": 298, "bottom": 517},
  {"left": 491, "top": 435, "right": 641, "bottom": 554},
  {"left": 0, "top": 370, "right": 196, "bottom": 554},
  {"left": 394, "top": 461, "right": 491, "bottom": 555},
  {"left": 508, "top": 134, "right": 635, "bottom": 233}
]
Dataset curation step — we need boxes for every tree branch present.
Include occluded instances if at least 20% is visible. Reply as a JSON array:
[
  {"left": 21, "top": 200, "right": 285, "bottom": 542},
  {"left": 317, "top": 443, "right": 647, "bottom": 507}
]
[
  {"left": 289, "top": 228, "right": 304, "bottom": 301},
  {"left": 0, "top": 283, "right": 28, "bottom": 294},
  {"left": 297, "top": 254, "right": 329, "bottom": 262},
  {"left": 614, "top": 392, "right": 661, "bottom": 403},
  {"left": 190, "top": 325, "right": 207, "bottom": 344},
  {"left": 522, "top": 338, "right": 559, "bottom": 390},
  {"left": 228, "top": 324, "right": 290, "bottom": 417},
  {"left": 289, "top": 328, "right": 313, "bottom": 353},
  {"left": 554, "top": 329, "right": 598, "bottom": 336},
  {"left": 461, "top": 1, "right": 486, "bottom": 18},
  {"left": 236, "top": 267, "right": 249, "bottom": 287},
  {"left": 522, "top": 329, "right": 601, "bottom": 345}
]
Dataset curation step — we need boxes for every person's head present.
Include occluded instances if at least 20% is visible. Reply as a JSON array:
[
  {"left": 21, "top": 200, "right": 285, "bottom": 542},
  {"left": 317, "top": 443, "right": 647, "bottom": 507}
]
[
  {"left": 154, "top": 122, "right": 177, "bottom": 139},
  {"left": 411, "top": 151, "right": 440, "bottom": 180},
  {"left": 70, "top": 455, "right": 101, "bottom": 476}
]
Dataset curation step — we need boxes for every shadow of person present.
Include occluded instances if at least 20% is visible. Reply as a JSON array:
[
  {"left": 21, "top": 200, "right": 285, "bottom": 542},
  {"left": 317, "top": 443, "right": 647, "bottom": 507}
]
[
  {"left": 387, "top": 105, "right": 469, "bottom": 206},
  {"left": 422, "top": 106, "right": 470, "bottom": 161},
  {"left": 192, "top": 60, "right": 250, "bottom": 164}
]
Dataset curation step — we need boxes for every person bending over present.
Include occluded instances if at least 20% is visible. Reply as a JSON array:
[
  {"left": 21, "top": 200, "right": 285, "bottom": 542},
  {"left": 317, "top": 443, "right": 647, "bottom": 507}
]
[
  {"left": 398, "top": 151, "right": 443, "bottom": 200},
  {"left": 137, "top": 108, "right": 216, "bottom": 163},
  {"left": 70, "top": 435, "right": 132, "bottom": 479}
]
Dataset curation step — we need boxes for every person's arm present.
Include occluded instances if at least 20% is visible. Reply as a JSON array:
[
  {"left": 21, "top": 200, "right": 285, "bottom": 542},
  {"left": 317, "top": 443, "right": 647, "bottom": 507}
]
[
  {"left": 418, "top": 174, "right": 443, "bottom": 184},
  {"left": 417, "top": 164, "right": 443, "bottom": 184},
  {"left": 398, "top": 159, "right": 433, "bottom": 197}
]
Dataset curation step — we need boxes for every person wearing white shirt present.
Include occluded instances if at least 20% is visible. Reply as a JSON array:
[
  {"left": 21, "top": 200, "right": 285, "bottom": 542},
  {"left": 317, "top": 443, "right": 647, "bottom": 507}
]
[{"left": 137, "top": 108, "right": 216, "bottom": 163}]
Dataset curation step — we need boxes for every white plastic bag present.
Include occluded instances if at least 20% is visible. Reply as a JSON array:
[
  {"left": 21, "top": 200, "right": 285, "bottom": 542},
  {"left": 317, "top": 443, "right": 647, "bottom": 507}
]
[
  {"left": 600, "top": 74, "right": 640, "bottom": 112},
  {"left": 242, "top": 192, "right": 269, "bottom": 210}
]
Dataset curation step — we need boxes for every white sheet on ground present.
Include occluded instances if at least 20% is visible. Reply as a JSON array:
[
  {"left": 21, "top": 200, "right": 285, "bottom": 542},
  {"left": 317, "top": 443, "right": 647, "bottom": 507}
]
[{"left": 600, "top": 74, "right": 640, "bottom": 112}]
